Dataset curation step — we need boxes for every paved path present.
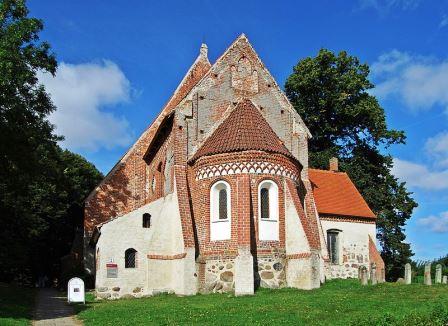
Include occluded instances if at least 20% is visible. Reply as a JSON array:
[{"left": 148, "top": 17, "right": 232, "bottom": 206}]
[{"left": 33, "top": 289, "right": 82, "bottom": 326}]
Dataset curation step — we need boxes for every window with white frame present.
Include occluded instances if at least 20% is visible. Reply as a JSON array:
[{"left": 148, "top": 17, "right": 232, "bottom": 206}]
[
  {"left": 258, "top": 180, "right": 279, "bottom": 241},
  {"left": 210, "top": 180, "right": 231, "bottom": 240},
  {"left": 327, "top": 230, "right": 341, "bottom": 264}
]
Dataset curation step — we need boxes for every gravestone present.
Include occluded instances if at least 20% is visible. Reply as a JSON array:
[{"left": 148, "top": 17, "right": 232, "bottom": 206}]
[
  {"left": 360, "top": 266, "right": 368, "bottom": 286},
  {"left": 435, "top": 264, "right": 442, "bottom": 284},
  {"left": 405, "top": 263, "right": 412, "bottom": 284},
  {"left": 370, "top": 263, "right": 377, "bottom": 285},
  {"left": 424, "top": 263, "right": 432, "bottom": 286},
  {"left": 443, "top": 276, "right": 447, "bottom": 284},
  {"left": 68, "top": 277, "right": 85, "bottom": 304}
]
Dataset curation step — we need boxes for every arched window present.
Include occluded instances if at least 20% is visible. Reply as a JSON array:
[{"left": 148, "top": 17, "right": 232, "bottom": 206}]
[
  {"left": 125, "top": 248, "right": 137, "bottom": 268},
  {"left": 258, "top": 180, "right": 279, "bottom": 241},
  {"left": 210, "top": 181, "right": 231, "bottom": 240},
  {"left": 327, "top": 230, "right": 341, "bottom": 264},
  {"left": 142, "top": 213, "right": 151, "bottom": 228}
]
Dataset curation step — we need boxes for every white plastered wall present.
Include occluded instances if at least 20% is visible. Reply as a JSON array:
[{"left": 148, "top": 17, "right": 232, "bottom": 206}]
[
  {"left": 321, "top": 219, "right": 376, "bottom": 279},
  {"left": 284, "top": 185, "right": 321, "bottom": 289},
  {"left": 95, "top": 188, "right": 186, "bottom": 297}
]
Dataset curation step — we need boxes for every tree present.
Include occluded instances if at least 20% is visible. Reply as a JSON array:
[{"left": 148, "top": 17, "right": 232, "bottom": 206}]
[
  {"left": 285, "top": 49, "right": 417, "bottom": 281},
  {"left": 0, "top": 0, "right": 103, "bottom": 283}
]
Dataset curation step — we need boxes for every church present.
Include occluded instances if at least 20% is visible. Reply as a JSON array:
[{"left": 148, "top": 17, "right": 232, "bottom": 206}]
[{"left": 83, "top": 34, "right": 384, "bottom": 298}]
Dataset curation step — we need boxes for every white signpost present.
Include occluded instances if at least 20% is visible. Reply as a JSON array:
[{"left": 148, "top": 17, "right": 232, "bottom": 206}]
[{"left": 68, "top": 277, "right": 85, "bottom": 304}]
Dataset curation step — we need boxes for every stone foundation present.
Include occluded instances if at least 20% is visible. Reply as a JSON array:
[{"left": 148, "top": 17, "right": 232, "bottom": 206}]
[
  {"left": 200, "top": 254, "right": 289, "bottom": 294},
  {"left": 202, "top": 258, "right": 235, "bottom": 293},
  {"left": 95, "top": 285, "right": 148, "bottom": 300},
  {"left": 328, "top": 244, "right": 369, "bottom": 279},
  {"left": 256, "top": 256, "right": 286, "bottom": 288}
]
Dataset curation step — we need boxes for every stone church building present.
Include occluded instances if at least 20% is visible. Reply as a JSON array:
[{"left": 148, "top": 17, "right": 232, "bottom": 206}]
[{"left": 83, "top": 34, "right": 384, "bottom": 298}]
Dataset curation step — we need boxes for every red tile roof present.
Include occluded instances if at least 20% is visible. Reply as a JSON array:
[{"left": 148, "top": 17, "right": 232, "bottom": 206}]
[
  {"left": 309, "top": 169, "right": 376, "bottom": 219},
  {"left": 190, "top": 99, "right": 293, "bottom": 162}
]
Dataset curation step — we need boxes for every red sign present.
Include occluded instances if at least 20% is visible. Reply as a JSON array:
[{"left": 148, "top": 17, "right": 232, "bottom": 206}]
[{"left": 106, "top": 263, "right": 117, "bottom": 268}]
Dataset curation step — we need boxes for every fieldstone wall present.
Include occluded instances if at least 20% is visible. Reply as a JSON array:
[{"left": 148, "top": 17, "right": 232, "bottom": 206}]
[
  {"left": 257, "top": 257, "right": 286, "bottom": 288},
  {"left": 329, "top": 245, "right": 369, "bottom": 279},
  {"left": 203, "top": 259, "right": 235, "bottom": 293},
  {"left": 201, "top": 256, "right": 289, "bottom": 293}
]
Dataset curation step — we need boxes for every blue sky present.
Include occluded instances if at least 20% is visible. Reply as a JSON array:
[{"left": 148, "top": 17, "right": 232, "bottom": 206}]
[{"left": 29, "top": 0, "right": 448, "bottom": 260}]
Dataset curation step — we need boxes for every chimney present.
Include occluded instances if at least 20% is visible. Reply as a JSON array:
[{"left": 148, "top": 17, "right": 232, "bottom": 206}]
[{"left": 329, "top": 157, "right": 338, "bottom": 172}]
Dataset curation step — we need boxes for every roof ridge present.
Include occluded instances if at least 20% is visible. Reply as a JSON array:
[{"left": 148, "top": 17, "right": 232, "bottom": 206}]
[
  {"left": 308, "top": 168, "right": 347, "bottom": 175},
  {"left": 85, "top": 45, "right": 211, "bottom": 203}
]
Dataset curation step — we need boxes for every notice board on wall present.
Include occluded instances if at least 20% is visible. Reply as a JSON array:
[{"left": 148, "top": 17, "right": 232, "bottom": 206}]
[{"left": 106, "top": 263, "right": 118, "bottom": 278}]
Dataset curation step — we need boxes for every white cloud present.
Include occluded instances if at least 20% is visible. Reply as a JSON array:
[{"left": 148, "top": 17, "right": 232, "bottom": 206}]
[
  {"left": 440, "top": 14, "right": 448, "bottom": 28},
  {"left": 417, "top": 211, "right": 448, "bottom": 233},
  {"left": 425, "top": 132, "right": 448, "bottom": 168},
  {"left": 371, "top": 50, "right": 448, "bottom": 113},
  {"left": 392, "top": 158, "right": 448, "bottom": 190},
  {"left": 39, "top": 61, "right": 133, "bottom": 151}
]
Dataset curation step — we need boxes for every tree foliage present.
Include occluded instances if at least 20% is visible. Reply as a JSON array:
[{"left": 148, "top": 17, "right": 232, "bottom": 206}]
[
  {"left": 285, "top": 49, "right": 417, "bottom": 281},
  {"left": 0, "top": 0, "right": 103, "bottom": 283}
]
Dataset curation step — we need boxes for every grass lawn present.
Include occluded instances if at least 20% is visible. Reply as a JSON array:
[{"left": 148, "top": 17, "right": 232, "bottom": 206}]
[
  {"left": 76, "top": 280, "right": 448, "bottom": 325},
  {"left": 0, "top": 283, "right": 35, "bottom": 325}
]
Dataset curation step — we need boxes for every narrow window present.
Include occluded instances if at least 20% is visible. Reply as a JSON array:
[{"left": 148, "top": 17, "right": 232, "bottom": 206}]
[
  {"left": 143, "top": 213, "right": 151, "bottom": 228},
  {"left": 218, "top": 189, "right": 228, "bottom": 220},
  {"left": 260, "top": 187, "right": 270, "bottom": 219},
  {"left": 327, "top": 231, "right": 339, "bottom": 264},
  {"left": 210, "top": 181, "right": 231, "bottom": 240},
  {"left": 258, "top": 180, "right": 279, "bottom": 241},
  {"left": 125, "top": 248, "right": 137, "bottom": 268},
  {"left": 151, "top": 176, "right": 156, "bottom": 193}
]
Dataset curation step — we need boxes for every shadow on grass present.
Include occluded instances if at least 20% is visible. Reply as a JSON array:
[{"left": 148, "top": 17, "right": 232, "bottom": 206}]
[{"left": 0, "top": 283, "right": 35, "bottom": 324}]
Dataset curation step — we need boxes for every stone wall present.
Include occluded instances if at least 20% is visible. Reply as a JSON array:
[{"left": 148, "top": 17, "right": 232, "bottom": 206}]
[
  {"left": 202, "top": 258, "right": 235, "bottom": 293},
  {"left": 320, "top": 217, "right": 376, "bottom": 279},
  {"left": 257, "top": 256, "right": 286, "bottom": 288}
]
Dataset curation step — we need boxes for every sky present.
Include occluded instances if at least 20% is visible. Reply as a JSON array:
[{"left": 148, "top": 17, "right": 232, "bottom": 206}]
[{"left": 29, "top": 0, "right": 448, "bottom": 260}]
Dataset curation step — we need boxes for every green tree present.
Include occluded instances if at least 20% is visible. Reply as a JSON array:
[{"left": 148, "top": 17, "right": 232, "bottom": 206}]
[
  {"left": 0, "top": 0, "right": 59, "bottom": 281},
  {"left": 0, "top": 0, "right": 103, "bottom": 282},
  {"left": 285, "top": 49, "right": 417, "bottom": 281}
]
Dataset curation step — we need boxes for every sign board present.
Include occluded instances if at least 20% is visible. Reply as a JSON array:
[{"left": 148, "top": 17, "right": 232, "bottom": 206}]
[
  {"left": 67, "top": 277, "right": 85, "bottom": 304},
  {"left": 106, "top": 263, "right": 118, "bottom": 278}
]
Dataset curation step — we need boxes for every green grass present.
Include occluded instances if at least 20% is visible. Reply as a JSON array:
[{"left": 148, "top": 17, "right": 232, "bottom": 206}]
[
  {"left": 76, "top": 280, "right": 448, "bottom": 325},
  {"left": 0, "top": 284, "right": 35, "bottom": 325}
]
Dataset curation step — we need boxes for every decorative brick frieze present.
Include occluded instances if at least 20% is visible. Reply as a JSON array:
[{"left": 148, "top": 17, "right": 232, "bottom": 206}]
[
  {"left": 147, "top": 253, "right": 187, "bottom": 260},
  {"left": 286, "top": 253, "right": 312, "bottom": 259},
  {"left": 195, "top": 160, "right": 299, "bottom": 181},
  {"left": 320, "top": 215, "right": 376, "bottom": 224}
]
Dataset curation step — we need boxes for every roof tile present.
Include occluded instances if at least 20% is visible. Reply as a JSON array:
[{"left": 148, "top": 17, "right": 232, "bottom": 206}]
[
  {"left": 190, "top": 99, "right": 293, "bottom": 161},
  {"left": 309, "top": 169, "right": 376, "bottom": 219}
]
